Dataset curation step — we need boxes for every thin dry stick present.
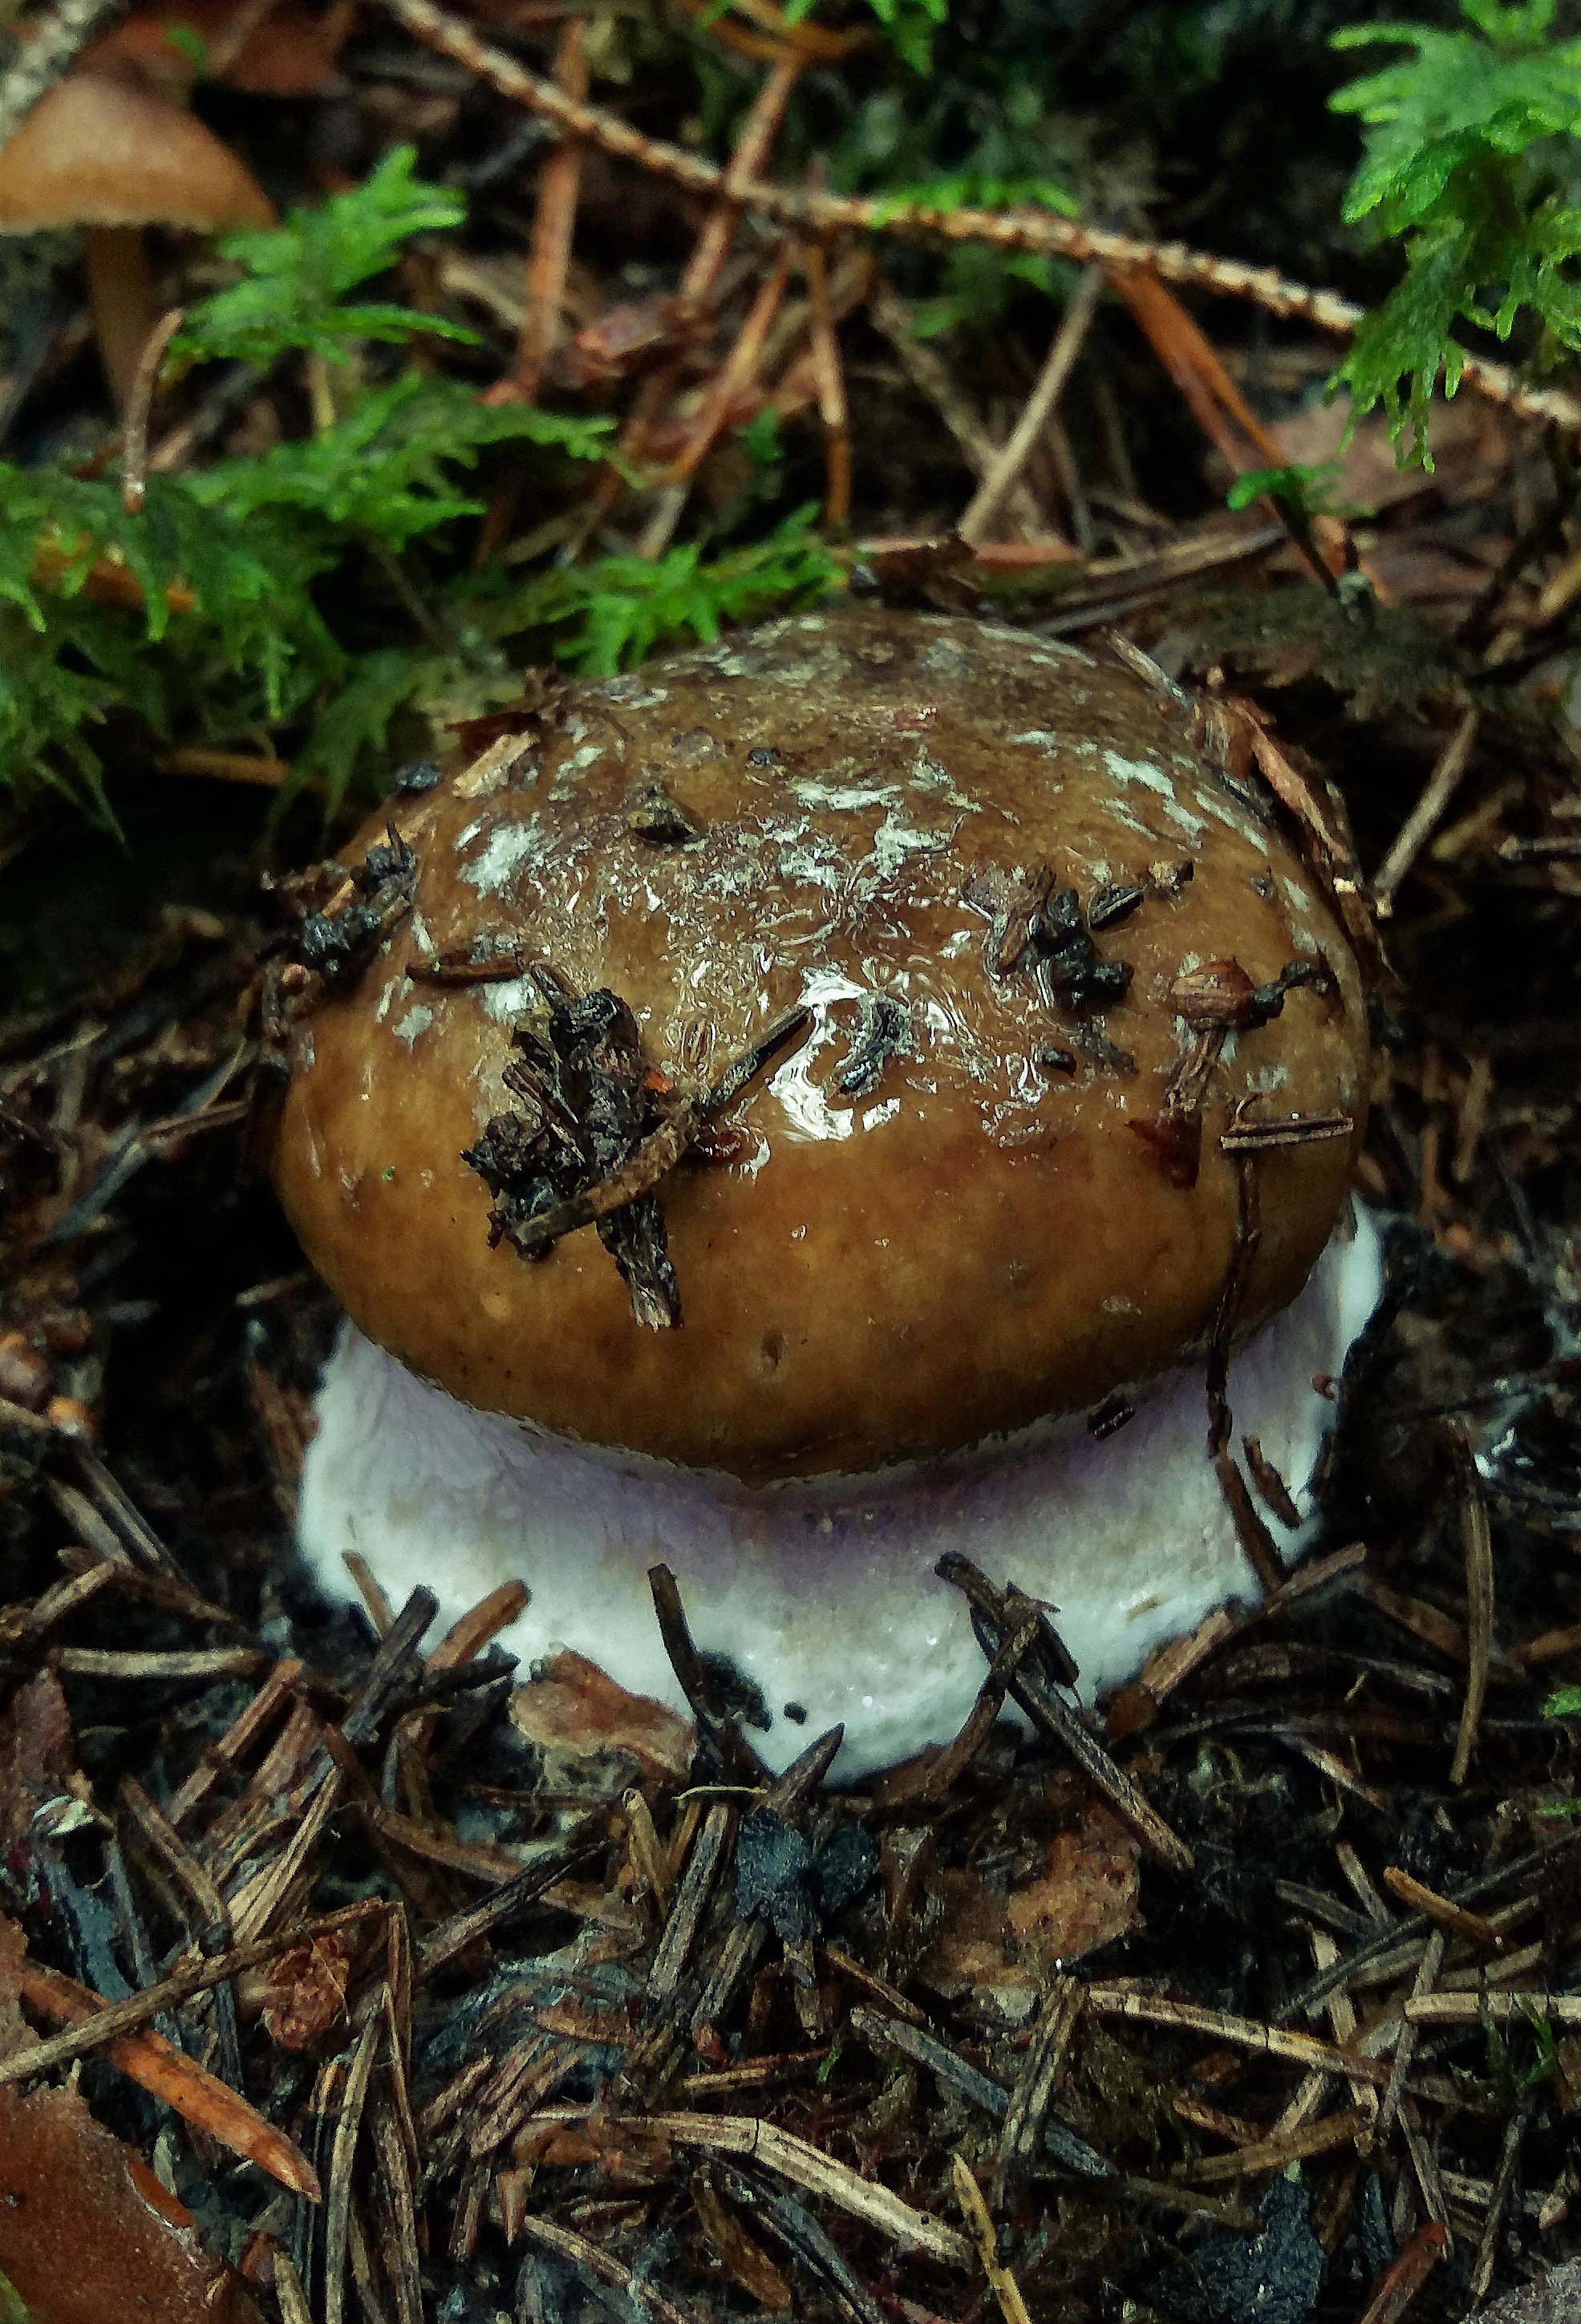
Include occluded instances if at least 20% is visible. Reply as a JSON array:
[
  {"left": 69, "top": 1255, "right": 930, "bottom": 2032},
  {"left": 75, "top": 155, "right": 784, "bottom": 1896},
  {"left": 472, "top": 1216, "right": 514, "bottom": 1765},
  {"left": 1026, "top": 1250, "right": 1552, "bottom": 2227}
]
[
  {"left": 801, "top": 234, "right": 852, "bottom": 527},
  {"left": 938, "top": 1557, "right": 1193, "bottom": 1872},
  {"left": 657, "top": 240, "right": 794, "bottom": 488},
  {"left": 229, "top": 1769, "right": 342, "bottom": 1941},
  {"left": 324, "top": 2012, "right": 383, "bottom": 2324},
  {"left": 1449, "top": 1424, "right": 1494, "bottom": 1787},
  {"left": 573, "top": 46, "right": 803, "bottom": 548},
  {"left": 646, "top": 1800, "right": 733, "bottom": 2007},
  {"left": 952, "top": 2159, "right": 1034, "bottom": 2324},
  {"left": 0, "top": 1564, "right": 117, "bottom": 1648},
  {"left": 1380, "top": 1865, "right": 1503, "bottom": 1950},
  {"left": 1275, "top": 1927, "right": 1376, "bottom": 2139},
  {"left": 512, "top": 16, "right": 589, "bottom": 401},
  {"left": 1206, "top": 1154, "right": 1287, "bottom": 1598},
  {"left": 1281, "top": 1835, "right": 1581, "bottom": 2022},
  {"left": 427, "top": 1579, "right": 529, "bottom": 1670},
  {"left": 870, "top": 285, "right": 1042, "bottom": 530},
  {"left": 1378, "top": 1929, "right": 1445, "bottom": 2144},
  {"left": 53, "top": 1645, "right": 264, "bottom": 1680},
  {"left": 1469, "top": 2107, "right": 1526, "bottom": 2306},
  {"left": 1083, "top": 1989, "right": 1395, "bottom": 2089},
  {"left": 1117, "top": 267, "right": 1289, "bottom": 465},
  {"left": 0, "top": 1901, "right": 387, "bottom": 2086},
  {"left": 992, "top": 1974, "right": 1084, "bottom": 2208},
  {"left": 674, "top": 0, "right": 861, "bottom": 64},
  {"left": 639, "top": 2115, "right": 971, "bottom": 2264},
  {"left": 959, "top": 266, "right": 1104, "bottom": 543},
  {"left": 849, "top": 2006, "right": 1109, "bottom": 2180},
  {"left": 1178, "top": 2103, "right": 1373, "bottom": 2184},
  {"left": 1373, "top": 708, "right": 1481, "bottom": 915},
  {"left": 165, "top": 1657, "right": 305, "bottom": 1827},
  {"left": 517, "top": 2217, "right": 702, "bottom": 2324},
  {"left": 0, "top": 1941, "right": 323, "bottom": 2196},
  {"left": 273, "top": 2250, "right": 314, "bottom": 2324},
  {"left": 374, "top": 0, "right": 1581, "bottom": 437},
  {"left": 1113, "top": 267, "right": 1364, "bottom": 586},
  {"left": 121, "top": 307, "right": 184, "bottom": 516},
  {"left": 1406, "top": 1992, "right": 1581, "bottom": 2025},
  {"left": 1351, "top": 2223, "right": 1447, "bottom": 2324},
  {"left": 679, "top": 53, "right": 803, "bottom": 314}
]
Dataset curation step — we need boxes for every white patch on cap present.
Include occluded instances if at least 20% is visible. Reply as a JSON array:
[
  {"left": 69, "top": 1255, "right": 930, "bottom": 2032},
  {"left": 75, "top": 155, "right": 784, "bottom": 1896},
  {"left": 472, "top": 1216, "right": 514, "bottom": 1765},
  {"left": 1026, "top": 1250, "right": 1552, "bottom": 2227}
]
[
  {"left": 908, "top": 748, "right": 975, "bottom": 807},
  {"left": 789, "top": 777, "right": 901, "bottom": 813},
  {"left": 481, "top": 976, "right": 535, "bottom": 1023},
  {"left": 391, "top": 1004, "right": 433, "bottom": 1049},
  {"left": 990, "top": 630, "right": 1093, "bottom": 666},
  {"left": 768, "top": 818, "right": 848, "bottom": 893},
  {"left": 869, "top": 806, "right": 959, "bottom": 882},
  {"left": 1102, "top": 750, "right": 1206, "bottom": 841},
  {"left": 461, "top": 818, "right": 543, "bottom": 896},
  {"left": 769, "top": 966, "right": 867, "bottom": 1142}
]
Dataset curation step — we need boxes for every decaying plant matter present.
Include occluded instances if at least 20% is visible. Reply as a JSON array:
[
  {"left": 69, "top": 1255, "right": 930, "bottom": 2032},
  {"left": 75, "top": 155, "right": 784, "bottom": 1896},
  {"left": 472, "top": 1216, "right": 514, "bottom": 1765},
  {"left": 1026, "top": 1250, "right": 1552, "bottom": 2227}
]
[{"left": 7, "top": 1, "right": 1581, "bottom": 2320}]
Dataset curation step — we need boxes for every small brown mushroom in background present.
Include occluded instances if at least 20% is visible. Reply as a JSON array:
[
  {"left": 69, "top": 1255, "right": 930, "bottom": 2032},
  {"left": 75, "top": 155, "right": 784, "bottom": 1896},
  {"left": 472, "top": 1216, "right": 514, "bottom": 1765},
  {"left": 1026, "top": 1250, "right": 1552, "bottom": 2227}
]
[
  {"left": 83, "top": 0, "right": 354, "bottom": 98},
  {"left": 270, "top": 609, "right": 1382, "bottom": 1776},
  {"left": 0, "top": 71, "right": 274, "bottom": 408}
]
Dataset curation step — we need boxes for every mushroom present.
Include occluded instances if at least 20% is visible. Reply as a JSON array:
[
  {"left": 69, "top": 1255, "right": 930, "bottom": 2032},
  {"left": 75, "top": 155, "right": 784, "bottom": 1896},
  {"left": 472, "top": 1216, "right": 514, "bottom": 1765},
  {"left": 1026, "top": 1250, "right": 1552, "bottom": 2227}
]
[
  {"left": 0, "top": 71, "right": 274, "bottom": 408},
  {"left": 270, "top": 609, "right": 1380, "bottom": 1776}
]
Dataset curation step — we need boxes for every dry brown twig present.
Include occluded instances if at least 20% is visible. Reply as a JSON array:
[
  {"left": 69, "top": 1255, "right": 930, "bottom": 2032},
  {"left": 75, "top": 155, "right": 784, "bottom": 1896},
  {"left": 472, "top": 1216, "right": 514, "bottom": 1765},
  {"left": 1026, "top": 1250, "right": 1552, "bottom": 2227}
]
[
  {"left": 959, "top": 264, "right": 1103, "bottom": 545},
  {"left": 120, "top": 308, "right": 184, "bottom": 517},
  {"left": 1449, "top": 1422, "right": 1495, "bottom": 1787},
  {"left": 671, "top": 0, "right": 862, "bottom": 67},
  {"left": 0, "top": 1924, "right": 330, "bottom": 2196},
  {"left": 565, "top": 47, "right": 805, "bottom": 550},
  {"left": 952, "top": 2158, "right": 1034, "bottom": 2324},
  {"left": 377, "top": 0, "right": 1581, "bottom": 436},
  {"left": 681, "top": 52, "right": 804, "bottom": 320},
  {"left": 1352, "top": 2222, "right": 1448, "bottom": 2324},
  {"left": 801, "top": 232, "right": 852, "bottom": 527},
  {"left": 1373, "top": 708, "right": 1482, "bottom": 915},
  {"left": 651, "top": 239, "right": 794, "bottom": 496},
  {"left": 870, "top": 283, "right": 1044, "bottom": 533},
  {"left": 509, "top": 16, "right": 588, "bottom": 406}
]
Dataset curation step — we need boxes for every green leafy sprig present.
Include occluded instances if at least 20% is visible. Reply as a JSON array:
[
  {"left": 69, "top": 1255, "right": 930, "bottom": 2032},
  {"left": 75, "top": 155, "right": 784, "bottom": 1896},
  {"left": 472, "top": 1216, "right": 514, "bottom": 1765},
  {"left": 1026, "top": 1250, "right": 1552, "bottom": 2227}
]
[
  {"left": 2, "top": 144, "right": 841, "bottom": 823},
  {"left": 170, "top": 147, "right": 476, "bottom": 368},
  {"left": 1331, "top": 0, "right": 1581, "bottom": 463},
  {"left": 782, "top": 0, "right": 949, "bottom": 74}
]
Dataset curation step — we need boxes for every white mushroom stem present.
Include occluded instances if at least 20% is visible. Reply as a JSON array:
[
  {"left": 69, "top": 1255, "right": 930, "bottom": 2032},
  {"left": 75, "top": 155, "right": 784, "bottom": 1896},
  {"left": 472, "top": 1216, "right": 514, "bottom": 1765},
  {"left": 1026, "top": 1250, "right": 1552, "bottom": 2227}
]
[{"left": 298, "top": 1207, "right": 1384, "bottom": 1778}]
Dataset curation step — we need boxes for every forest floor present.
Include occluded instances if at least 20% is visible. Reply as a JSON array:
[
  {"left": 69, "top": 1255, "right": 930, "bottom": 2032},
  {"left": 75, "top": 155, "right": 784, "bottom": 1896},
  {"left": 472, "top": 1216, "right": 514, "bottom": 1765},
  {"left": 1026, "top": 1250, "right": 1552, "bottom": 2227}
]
[{"left": 3, "top": 5, "right": 1581, "bottom": 2322}]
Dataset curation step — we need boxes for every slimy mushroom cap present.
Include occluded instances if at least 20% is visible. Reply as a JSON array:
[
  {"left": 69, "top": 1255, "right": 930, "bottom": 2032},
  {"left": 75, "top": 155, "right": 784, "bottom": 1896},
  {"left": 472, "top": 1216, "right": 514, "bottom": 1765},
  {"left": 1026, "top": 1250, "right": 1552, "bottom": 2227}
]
[{"left": 273, "top": 610, "right": 1371, "bottom": 1485}]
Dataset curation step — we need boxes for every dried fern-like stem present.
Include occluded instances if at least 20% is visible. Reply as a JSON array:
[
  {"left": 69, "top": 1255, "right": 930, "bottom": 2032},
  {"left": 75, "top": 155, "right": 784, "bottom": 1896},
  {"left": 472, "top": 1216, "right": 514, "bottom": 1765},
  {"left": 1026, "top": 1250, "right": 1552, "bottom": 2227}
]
[{"left": 378, "top": 0, "right": 1581, "bottom": 441}]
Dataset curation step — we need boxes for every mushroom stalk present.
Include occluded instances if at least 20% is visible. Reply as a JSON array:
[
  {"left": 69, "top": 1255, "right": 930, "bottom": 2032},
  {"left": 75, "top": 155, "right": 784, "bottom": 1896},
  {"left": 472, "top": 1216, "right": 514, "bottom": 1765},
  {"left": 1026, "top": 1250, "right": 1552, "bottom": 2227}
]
[
  {"left": 298, "top": 1210, "right": 1382, "bottom": 1777},
  {"left": 82, "top": 224, "right": 156, "bottom": 411}
]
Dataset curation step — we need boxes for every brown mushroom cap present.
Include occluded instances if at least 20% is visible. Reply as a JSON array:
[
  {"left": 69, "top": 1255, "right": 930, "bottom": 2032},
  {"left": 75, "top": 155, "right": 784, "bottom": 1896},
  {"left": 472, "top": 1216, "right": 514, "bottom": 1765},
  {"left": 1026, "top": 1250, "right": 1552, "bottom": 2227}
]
[
  {"left": 0, "top": 74, "right": 275, "bottom": 232},
  {"left": 273, "top": 610, "right": 1372, "bottom": 1482}
]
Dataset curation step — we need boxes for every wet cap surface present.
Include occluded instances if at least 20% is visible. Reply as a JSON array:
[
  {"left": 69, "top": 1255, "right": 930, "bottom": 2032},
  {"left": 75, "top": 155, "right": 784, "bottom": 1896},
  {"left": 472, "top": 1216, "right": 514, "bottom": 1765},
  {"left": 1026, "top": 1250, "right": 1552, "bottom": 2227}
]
[{"left": 272, "top": 610, "right": 1372, "bottom": 1480}]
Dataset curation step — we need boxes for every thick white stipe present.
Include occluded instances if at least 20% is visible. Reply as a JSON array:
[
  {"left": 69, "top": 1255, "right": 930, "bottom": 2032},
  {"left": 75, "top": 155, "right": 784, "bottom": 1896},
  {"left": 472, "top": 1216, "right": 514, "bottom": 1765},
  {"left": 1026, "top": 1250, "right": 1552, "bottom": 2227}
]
[{"left": 298, "top": 1207, "right": 1383, "bottom": 1776}]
